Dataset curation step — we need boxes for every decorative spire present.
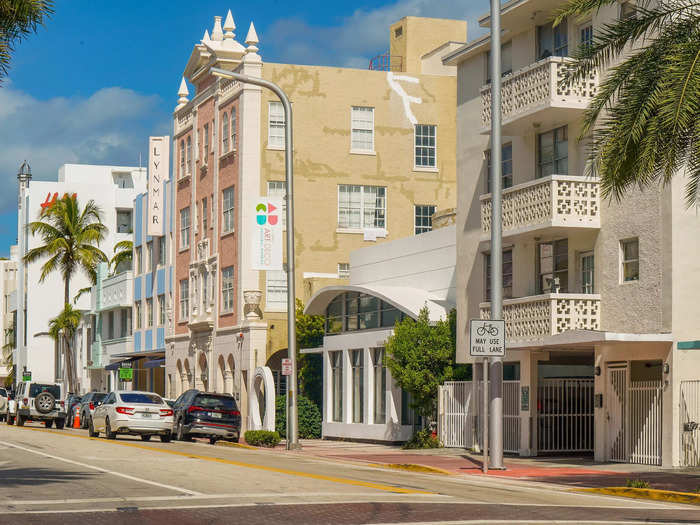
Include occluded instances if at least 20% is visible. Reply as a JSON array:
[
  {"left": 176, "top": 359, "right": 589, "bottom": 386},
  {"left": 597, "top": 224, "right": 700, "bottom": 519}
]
[
  {"left": 245, "top": 22, "right": 259, "bottom": 54},
  {"left": 211, "top": 15, "right": 224, "bottom": 41},
  {"left": 202, "top": 29, "right": 210, "bottom": 43},
  {"left": 177, "top": 77, "right": 189, "bottom": 108},
  {"left": 223, "top": 10, "right": 235, "bottom": 40}
]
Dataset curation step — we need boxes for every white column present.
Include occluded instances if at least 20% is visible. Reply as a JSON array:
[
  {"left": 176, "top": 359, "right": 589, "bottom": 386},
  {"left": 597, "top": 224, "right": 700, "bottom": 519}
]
[
  {"left": 364, "top": 348, "right": 373, "bottom": 425},
  {"left": 343, "top": 349, "right": 351, "bottom": 424}
]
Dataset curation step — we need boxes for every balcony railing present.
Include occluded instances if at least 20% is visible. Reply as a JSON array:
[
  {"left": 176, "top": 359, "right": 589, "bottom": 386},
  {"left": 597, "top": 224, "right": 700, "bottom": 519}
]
[
  {"left": 368, "top": 52, "right": 403, "bottom": 72},
  {"left": 481, "top": 175, "right": 600, "bottom": 238},
  {"left": 481, "top": 56, "right": 598, "bottom": 129},
  {"left": 98, "top": 271, "right": 133, "bottom": 311},
  {"left": 174, "top": 108, "right": 194, "bottom": 136},
  {"left": 480, "top": 293, "right": 601, "bottom": 344}
]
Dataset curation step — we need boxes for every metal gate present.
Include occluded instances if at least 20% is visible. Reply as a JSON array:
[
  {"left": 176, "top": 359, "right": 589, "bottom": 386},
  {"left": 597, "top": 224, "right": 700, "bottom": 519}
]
[
  {"left": 537, "top": 378, "right": 594, "bottom": 454},
  {"left": 680, "top": 380, "right": 700, "bottom": 467},
  {"left": 628, "top": 381, "right": 663, "bottom": 465},
  {"left": 608, "top": 367, "right": 627, "bottom": 461}
]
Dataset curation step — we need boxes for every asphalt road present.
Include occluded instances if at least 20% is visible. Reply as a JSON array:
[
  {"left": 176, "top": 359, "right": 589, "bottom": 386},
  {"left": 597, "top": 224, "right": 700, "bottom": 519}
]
[{"left": 0, "top": 422, "right": 698, "bottom": 524}]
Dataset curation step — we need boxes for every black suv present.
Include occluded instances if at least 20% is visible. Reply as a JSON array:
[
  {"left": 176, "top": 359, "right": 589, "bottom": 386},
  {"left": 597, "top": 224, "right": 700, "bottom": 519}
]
[{"left": 172, "top": 390, "right": 241, "bottom": 444}]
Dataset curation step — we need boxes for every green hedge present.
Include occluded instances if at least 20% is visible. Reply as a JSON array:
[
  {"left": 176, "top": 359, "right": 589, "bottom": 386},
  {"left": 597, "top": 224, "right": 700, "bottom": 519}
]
[
  {"left": 402, "top": 428, "right": 442, "bottom": 449},
  {"left": 244, "top": 430, "right": 281, "bottom": 447},
  {"left": 275, "top": 395, "right": 322, "bottom": 439}
]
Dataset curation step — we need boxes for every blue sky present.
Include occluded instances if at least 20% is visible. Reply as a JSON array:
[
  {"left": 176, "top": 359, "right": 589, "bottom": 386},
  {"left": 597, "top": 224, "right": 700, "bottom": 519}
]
[{"left": 0, "top": 0, "right": 490, "bottom": 255}]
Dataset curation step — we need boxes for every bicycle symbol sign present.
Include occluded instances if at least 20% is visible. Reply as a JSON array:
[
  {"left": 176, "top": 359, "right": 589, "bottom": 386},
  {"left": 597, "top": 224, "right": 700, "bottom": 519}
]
[{"left": 469, "top": 319, "right": 505, "bottom": 357}]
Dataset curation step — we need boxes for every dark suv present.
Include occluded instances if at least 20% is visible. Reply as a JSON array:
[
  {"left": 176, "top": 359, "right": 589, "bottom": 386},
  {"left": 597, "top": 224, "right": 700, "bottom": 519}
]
[
  {"left": 79, "top": 392, "right": 108, "bottom": 429},
  {"left": 172, "top": 390, "right": 240, "bottom": 444}
]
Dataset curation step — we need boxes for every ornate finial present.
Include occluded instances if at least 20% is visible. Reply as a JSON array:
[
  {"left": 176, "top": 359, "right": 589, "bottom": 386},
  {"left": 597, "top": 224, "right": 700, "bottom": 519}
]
[
  {"left": 223, "top": 10, "right": 235, "bottom": 40},
  {"left": 245, "top": 22, "right": 259, "bottom": 54},
  {"left": 211, "top": 15, "right": 224, "bottom": 41},
  {"left": 177, "top": 78, "right": 189, "bottom": 108},
  {"left": 202, "top": 29, "right": 210, "bottom": 43},
  {"left": 17, "top": 160, "right": 32, "bottom": 181}
]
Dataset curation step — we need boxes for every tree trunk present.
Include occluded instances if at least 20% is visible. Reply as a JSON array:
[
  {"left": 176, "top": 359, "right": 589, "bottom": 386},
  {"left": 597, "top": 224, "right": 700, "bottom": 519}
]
[{"left": 63, "top": 277, "right": 76, "bottom": 394}]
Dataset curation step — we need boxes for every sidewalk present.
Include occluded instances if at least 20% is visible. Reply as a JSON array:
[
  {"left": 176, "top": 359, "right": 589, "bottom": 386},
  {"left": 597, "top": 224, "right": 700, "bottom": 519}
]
[{"left": 283, "top": 440, "right": 700, "bottom": 494}]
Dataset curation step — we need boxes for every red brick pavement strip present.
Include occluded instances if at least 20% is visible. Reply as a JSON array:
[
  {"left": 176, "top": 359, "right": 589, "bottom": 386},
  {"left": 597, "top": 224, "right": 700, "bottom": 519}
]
[{"left": 1, "top": 502, "right": 699, "bottom": 525}]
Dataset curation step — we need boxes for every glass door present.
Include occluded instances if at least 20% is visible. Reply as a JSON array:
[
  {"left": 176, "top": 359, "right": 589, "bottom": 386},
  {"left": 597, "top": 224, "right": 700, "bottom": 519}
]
[{"left": 581, "top": 252, "right": 594, "bottom": 293}]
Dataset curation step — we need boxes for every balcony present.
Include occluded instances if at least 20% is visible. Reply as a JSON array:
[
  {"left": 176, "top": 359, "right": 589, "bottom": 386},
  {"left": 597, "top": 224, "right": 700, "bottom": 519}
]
[
  {"left": 480, "top": 175, "right": 600, "bottom": 240},
  {"left": 481, "top": 57, "right": 598, "bottom": 135},
  {"left": 480, "top": 293, "right": 601, "bottom": 346},
  {"left": 94, "top": 271, "right": 133, "bottom": 312}
]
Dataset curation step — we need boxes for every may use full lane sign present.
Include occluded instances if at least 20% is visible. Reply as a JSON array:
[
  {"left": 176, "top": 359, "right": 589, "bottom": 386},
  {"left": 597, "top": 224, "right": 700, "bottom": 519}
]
[{"left": 469, "top": 319, "right": 506, "bottom": 357}]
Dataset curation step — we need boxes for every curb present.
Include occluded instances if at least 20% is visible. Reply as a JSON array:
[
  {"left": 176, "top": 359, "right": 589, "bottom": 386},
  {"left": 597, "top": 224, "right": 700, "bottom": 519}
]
[
  {"left": 369, "top": 462, "right": 451, "bottom": 476},
  {"left": 577, "top": 487, "right": 700, "bottom": 505},
  {"left": 215, "top": 440, "right": 257, "bottom": 451}
]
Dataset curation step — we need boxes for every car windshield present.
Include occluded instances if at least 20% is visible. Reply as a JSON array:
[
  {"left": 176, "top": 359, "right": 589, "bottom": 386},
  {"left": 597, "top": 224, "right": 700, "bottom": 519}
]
[
  {"left": 29, "top": 384, "right": 60, "bottom": 398},
  {"left": 193, "top": 394, "right": 237, "bottom": 410},
  {"left": 119, "top": 393, "right": 163, "bottom": 404},
  {"left": 0, "top": 388, "right": 6, "bottom": 397},
  {"left": 92, "top": 393, "right": 107, "bottom": 402}
]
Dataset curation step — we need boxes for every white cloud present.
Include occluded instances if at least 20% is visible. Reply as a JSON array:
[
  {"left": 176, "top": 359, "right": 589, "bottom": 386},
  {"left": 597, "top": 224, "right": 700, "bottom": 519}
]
[
  {"left": 263, "top": 0, "right": 488, "bottom": 67},
  {"left": 0, "top": 84, "right": 168, "bottom": 215}
]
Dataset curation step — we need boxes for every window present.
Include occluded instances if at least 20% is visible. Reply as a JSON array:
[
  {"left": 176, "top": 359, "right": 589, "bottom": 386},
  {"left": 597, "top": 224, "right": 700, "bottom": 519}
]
[
  {"left": 351, "top": 349, "right": 364, "bottom": 424},
  {"left": 202, "top": 197, "right": 208, "bottom": 232},
  {"left": 202, "top": 271, "right": 208, "bottom": 311},
  {"left": 203, "top": 123, "right": 209, "bottom": 163},
  {"left": 338, "top": 185, "right": 386, "bottom": 229},
  {"left": 146, "top": 241, "right": 153, "bottom": 270},
  {"left": 373, "top": 348, "right": 386, "bottom": 424},
  {"left": 146, "top": 298, "right": 153, "bottom": 327},
  {"left": 266, "top": 270, "right": 288, "bottom": 310},
  {"left": 581, "top": 252, "right": 594, "bottom": 293},
  {"left": 222, "top": 187, "right": 234, "bottom": 233},
  {"left": 337, "top": 263, "right": 350, "bottom": 279},
  {"left": 414, "top": 205, "right": 436, "bottom": 234},
  {"left": 180, "top": 207, "right": 190, "bottom": 249},
  {"left": 179, "top": 279, "right": 189, "bottom": 320},
  {"left": 222, "top": 112, "right": 230, "bottom": 153},
  {"left": 135, "top": 301, "right": 142, "bottom": 329},
  {"left": 108, "top": 311, "right": 114, "bottom": 340},
  {"left": 267, "top": 181, "right": 287, "bottom": 227},
  {"left": 580, "top": 23, "right": 593, "bottom": 50},
  {"left": 116, "top": 210, "right": 132, "bottom": 234},
  {"left": 485, "top": 249, "right": 513, "bottom": 300},
  {"left": 351, "top": 106, "right": 374, "bottom": 152},
  {"left": 325, "top": 292, "right": 403, "bottom": 334},
  {"left": 231, "top": 107, "right": 237, "bottom": 150},
  {"left": 538, "top": 20, "right": 568, "bottom": 59},
  {"left": 158, "top": 294, "right": 166, "bottom": 325},
  {"left": 331, "top": 351, "right": 343, "bottom": 422},
  {"left": 538, "top": 239, "right": 569, "bottom": 293},
  {"left": 158, "top": 236, "right": 165, "bottom": 266},
  {"left": 135, "top": 246, "right": 142, "bottom": 275},
  {"left": 414, "top": 124, "right": 436, "bottom": 168},
  {"left": 486, "top": 143, "right": 513, "bottom": 192},
  {"left": 621, "top": 238, "right": 639, "bottom": 282},
  {"left": 538, "top": 126, "right": 568, "bottom": 178},
  {"left": 179, "top": 139, "right": 185, "bottom": 178},
  {"left": 221, "top": 266, "right": 234, "bottom": 312},
  {"left": 268, "top": 101, "right": 285, "bottom": 149},
  {"left": 186, "top": 136, "right": 192, "bottom": 174},
  {"left": 486, "top": 41, "right": 513, "bottom": 82}
]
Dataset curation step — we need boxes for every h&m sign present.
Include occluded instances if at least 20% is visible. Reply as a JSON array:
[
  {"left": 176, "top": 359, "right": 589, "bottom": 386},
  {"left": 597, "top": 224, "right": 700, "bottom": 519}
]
[{"left": 147, "top": 136, "right": 170, "bottom": 237}]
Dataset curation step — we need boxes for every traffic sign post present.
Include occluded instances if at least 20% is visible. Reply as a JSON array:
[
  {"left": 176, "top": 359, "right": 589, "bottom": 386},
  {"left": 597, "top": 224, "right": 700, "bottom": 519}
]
[{"left": 118, "top": 367, "right": 133, "bottom": 381}]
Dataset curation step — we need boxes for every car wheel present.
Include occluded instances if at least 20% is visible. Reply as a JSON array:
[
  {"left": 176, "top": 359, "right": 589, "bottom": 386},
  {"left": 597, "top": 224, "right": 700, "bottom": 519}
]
[
  {"left": 160, "top": 432, "right": 172, "bottom": 443},
  {"left": 54, "top": 419, "right": 65, "bottom": 430},
  {"left": 16, "top": 415, "right": 25, "bottom": 427},
  {"left": 88, "top": 418, "right": 98, "bottom": 438},
  {"left": 209, "top": 437, "right": 217, "bottom": 445},
  {"left": 176, "top": 420, "right": 191, "bottom": 442},
  {"left": 105, "top": 418, "right": 116, "bottom": 440},
  {"left": 45, "top": 419, "right": 53, "bottom": 428},
  {"left": 140, "top": 434, "right": 151, "bottom": 442}
]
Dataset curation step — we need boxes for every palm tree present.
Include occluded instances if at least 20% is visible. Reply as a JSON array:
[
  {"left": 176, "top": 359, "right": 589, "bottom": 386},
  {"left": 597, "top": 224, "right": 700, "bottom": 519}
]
[
  {"left": 23, "top": 195, "right": 108, "bottom": 391},
  {"left": 554, "top": 0, "right": 700, "bottom": 205},
  {"left": 110, "top": 239, "right": 133, "bottom": 274},
  {"left": 48, "top": 304, "right": 81, "bottom": 393},
  {"left": 2, "top": 326, "right": 14, "bottom": 387},
  {"left": 0, "top": 0, "right": 54, "bottom": 82}
]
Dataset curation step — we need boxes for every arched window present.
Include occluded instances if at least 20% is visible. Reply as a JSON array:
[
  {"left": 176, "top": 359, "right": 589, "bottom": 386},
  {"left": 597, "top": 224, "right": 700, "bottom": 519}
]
[
  {"left": 186, "top": 136, "right": 192, "bottom": 174},
  {"left": 179, "top": 139, "right": 185, "bottom": 178},
  {"left": 231, "top": 107, "right": 237, "bottom": 150},
  {"left": 222, "top": 112, "right": 230, "bottom": 153}
]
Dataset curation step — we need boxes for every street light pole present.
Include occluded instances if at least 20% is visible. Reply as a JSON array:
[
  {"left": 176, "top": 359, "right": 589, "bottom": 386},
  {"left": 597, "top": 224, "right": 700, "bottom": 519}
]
[
  {"left": 488, "top": 0, "right": 505, "bottom": 470},
  {"left": 210, "top": 67, "right": 300, "bottom": 450}
]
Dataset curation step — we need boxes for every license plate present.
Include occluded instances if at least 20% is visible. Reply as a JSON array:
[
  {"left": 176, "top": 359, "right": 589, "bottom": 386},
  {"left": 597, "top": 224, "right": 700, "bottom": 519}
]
[
  {"left": 210, "top": 412, "right": 222, "bottom": 419},
  {"left": 141, "top": 412, "right": 152, "bottom": 418}
]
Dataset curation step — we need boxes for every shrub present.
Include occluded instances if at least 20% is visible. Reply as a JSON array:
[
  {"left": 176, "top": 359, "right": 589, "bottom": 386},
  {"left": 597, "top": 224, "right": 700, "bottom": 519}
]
[
  {"left": 275, "top": 394, "right": 322, "bottom": 439},
  {"left": 244, "top": 430, "right": 281, "bottom": 448},
  {"left": 625, "top": 479, "right": 651, "bottom": 489},
  {"left": 402, "top": 428, "right": 442, "bottom": 449}
]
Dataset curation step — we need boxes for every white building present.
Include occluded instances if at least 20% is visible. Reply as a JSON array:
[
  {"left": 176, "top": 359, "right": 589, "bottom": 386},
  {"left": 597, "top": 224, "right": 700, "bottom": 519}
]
[
  {"left": 0, "top": 247, "right": 18, "bottom": 384},
  {"left": 305, "top": 224, "right": 456, "bottom": 442},
  {"left": 443, "top": 0, "right": 700, "bottom": 467},
  {"left": 15, "top": 164, "right": 146, "bottom": 391}
]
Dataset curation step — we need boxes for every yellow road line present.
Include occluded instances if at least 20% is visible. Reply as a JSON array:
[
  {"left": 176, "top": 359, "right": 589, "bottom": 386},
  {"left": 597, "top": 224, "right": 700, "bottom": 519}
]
[
  {"left": 369, "top": 463, "right": 451, "bottom": 476},
  {"left": 577, "top": 487, "right": 700, "bottom": 506},
  {"left": 6, "top": 426, "right": 432, "bottom": 495}
]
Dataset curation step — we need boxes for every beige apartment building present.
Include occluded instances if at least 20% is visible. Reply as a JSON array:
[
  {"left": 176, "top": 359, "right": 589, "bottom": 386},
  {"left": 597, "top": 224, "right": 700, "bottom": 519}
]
[
  {"left": 165, "top": 12, "right": 464, "bottom": 431},
  {"left": 443, "top": 0, "right": 700, "bottom": 467}
]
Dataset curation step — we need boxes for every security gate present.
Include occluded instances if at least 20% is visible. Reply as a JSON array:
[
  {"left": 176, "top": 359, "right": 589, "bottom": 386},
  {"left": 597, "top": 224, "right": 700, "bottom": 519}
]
[
  {"left": 537, "top": 378, "right": 594, "bottom": 454},
  {"left": 608, "top": 367, "right": 627, "bottom": 461},
  {"left": 680, "top": 380, "right": 700, "bottom": 467}
]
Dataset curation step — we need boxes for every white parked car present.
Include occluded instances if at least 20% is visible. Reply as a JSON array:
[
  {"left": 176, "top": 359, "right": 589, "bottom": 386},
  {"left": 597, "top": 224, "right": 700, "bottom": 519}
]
[{"left": 89, "top": 391, "right": 173, "bottom": 442}]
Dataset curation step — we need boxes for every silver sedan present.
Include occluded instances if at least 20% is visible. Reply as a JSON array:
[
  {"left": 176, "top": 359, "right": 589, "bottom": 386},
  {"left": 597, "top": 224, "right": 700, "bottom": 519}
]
[{"left": 89, "top": 391, "right": 173, "bottom": 442}]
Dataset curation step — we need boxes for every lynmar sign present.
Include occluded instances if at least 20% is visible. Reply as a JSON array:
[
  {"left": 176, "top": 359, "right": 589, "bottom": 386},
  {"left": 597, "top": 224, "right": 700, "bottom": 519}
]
[{"left": 147, "top": 136, "right": 170, "bottom": 237}]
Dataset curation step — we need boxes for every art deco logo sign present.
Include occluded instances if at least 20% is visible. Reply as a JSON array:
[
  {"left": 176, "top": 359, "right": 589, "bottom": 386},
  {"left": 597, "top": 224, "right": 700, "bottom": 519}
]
[{"left": 251, "top": 198, "right": 283, "bottom": 271}]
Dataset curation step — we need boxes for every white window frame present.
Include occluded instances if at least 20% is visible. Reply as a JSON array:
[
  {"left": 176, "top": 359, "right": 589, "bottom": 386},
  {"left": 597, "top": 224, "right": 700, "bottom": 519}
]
[
  {"left": 267, "top": 181, "right": 287, "bottom": 228},
  {"left": 186, "top": 136, "right": 192, "bottom": 174},
  {"left": 179, "top": 279, "right": 189, "bottom": 320},
  {"left": 222, "top": 187, "right": 235, "bottom": 234},
  {"left": 620, "top": 238, "right": 639, "bottom": 283},
  {"left": 414, "top": 204, "right": 436, "bottom": 235},
  {"left": 158, "top": 236, "right": 166, "bottom": 266},
  {"left": 268, "top": 101, "right": 285, "bottom": 149},
  {"left": 179, "top": 139, "right": 185, "bottom": 179},
  {"left": 414, "top": 124, "right": 437, "bottom": 170},
  {"left": 351, "top": 106, "right": 375, "bottom": 154},
  {"left": 158, "top": 294, "right": 166, "bottom": 326},
  {"left": 265, "top": 270, "right": 288, "bottom": 312},
  {"left": 135, "top": 301, "right": 142, "bottom": 330},
  {"left": 203, "top": 123, "right": 209, "bottom": 164},
  {"left": 180, "top": 207, "right": 190, "bottom": 249},
  {"left": 202, "top": 197, "right": 208, "bottom": 233},
  {"left": 337, "top": 184, "right": 387, "bottom": 231},
  {"left": 135, "top": 246, "right": 142, "bottom": 275},
  {"left": 221, "top": 266, "right": 234, "bottom": 313},
  {"left": 231, "top": 107, "right": 237, "bottom": 150},
  {"left": 146, "top": 298, "right": 153, "bottom": 328},
  {"left": 222, "top": 112, "right": 230, "bottom": 154},
  {"left": 337, "top": 263, "right": 350, "bottom": 279}
]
